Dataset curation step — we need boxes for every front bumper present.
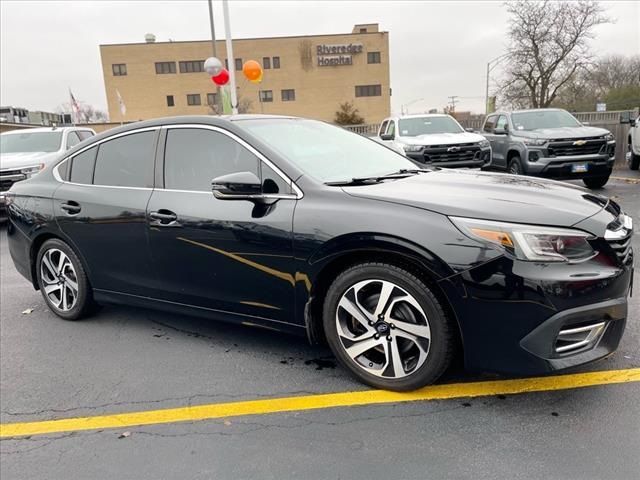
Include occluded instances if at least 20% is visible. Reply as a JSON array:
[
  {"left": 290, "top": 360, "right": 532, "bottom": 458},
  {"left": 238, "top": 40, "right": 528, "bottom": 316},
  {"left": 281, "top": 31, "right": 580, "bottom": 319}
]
[
  {"left": 525, "top": 152, "right": 615, "bottom": 179},
  {"left": 438, "top": 251, "right": 633, "bottom": 376}
]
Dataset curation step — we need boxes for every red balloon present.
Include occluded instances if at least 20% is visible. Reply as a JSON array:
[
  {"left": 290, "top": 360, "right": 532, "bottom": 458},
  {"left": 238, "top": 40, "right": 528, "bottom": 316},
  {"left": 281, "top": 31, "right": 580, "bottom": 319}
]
[{"left": 212, "top": 69, "right": 229, "bottom": 86}]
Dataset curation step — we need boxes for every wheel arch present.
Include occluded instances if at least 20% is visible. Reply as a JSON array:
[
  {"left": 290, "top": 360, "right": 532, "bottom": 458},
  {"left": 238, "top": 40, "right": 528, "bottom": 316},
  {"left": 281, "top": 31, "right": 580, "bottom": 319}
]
[{"left": 302, "top": 235, "right": 463, "bottom": 360}]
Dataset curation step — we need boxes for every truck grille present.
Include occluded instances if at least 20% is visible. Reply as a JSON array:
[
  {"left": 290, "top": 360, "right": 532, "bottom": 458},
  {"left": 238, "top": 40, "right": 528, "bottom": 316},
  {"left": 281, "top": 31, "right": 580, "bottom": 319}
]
[
  {"left": 0, "top": 169, "right": 27, "bottom": 192},
  {"left": 423, "top": 143, "right": 481, "bottom": 163},
  {"left": 547, "top": 137, "right": 605, "bottom": 157}
]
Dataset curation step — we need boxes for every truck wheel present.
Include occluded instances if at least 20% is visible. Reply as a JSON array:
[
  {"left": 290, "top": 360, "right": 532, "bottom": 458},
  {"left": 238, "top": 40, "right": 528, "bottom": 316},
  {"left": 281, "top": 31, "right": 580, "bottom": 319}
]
[
  {"left": 583, "top": 174, "right": 611, "bottom": 189},
  {"left": 508, "top": 156, "right": 523, "bottom": 175}
]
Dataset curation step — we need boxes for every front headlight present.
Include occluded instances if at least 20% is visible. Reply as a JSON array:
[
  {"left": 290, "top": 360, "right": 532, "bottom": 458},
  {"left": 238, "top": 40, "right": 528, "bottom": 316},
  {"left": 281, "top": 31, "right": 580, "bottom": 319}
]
[
  {"left": 450, "top": 217, "right": 596, "bottom": 263},
  {"left": 22, "top": 164, "right": 45, "bottom": 178},
  {"left": 521, "top": 137, "right": 547, "bottom": 146},
  {"left": 403, "top": 144, "right": 423, "bottom": 152},
  {"left": 478, "top": 139, "right": 490, "bottom": 148},
  {"left": 604, "top": 132, "right": 615, "bottom": 142}
]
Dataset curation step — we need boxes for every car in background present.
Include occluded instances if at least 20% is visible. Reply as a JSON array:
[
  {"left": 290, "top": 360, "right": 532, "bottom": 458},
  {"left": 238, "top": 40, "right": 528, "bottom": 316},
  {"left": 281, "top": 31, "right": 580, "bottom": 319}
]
[
  {"left": 0, "top": 127, "right": 95, "bottom": 216},
  {"left": 375, "top": 114, "right": 491, "bottom": 168},
  {"left": 626, "top": 113, "right": 640, "bottom": 170},
  {"left": 481, "top": 108, "right": 616, "bottom": 188},
  {"left": 5, "top": 115, "right": 633, "bottom": 391}
]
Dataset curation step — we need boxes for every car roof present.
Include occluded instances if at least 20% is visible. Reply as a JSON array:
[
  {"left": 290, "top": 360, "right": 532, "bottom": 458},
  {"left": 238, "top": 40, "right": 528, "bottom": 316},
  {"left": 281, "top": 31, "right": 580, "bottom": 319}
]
[
  {"left": 387, "top": 114, "right": 452, "bottom": 121},
  {"left": 490, "top": 108, "right": 566, "bottom": 116},
  {"left": 0, "top": 126, "right": 94, "bottom": 136}
]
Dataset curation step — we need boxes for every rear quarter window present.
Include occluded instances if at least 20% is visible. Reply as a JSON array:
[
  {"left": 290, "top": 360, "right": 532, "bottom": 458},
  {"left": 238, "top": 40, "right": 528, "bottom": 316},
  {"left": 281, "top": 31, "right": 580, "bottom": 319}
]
[{"left": 69, "top": 147, "right": 98, "bottom": 184}]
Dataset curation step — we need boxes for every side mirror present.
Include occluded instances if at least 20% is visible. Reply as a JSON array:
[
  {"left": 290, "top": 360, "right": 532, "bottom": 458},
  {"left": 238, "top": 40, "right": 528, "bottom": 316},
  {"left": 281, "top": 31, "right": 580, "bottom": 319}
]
[
  {"left": 212, "top": 171, "right": 261, "bottom": 200},
  {"left": 494, "top": 128, "right": 507, "bottom": 135},
  {"left": 380, "top": 133, "right": 394, "bottom": 141}
]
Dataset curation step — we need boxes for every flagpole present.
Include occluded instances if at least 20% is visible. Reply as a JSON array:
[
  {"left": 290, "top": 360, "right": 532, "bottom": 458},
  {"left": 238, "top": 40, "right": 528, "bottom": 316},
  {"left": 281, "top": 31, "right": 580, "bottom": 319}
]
[{"left": 222, "top": 0, "right": 238, "bottom": 114}]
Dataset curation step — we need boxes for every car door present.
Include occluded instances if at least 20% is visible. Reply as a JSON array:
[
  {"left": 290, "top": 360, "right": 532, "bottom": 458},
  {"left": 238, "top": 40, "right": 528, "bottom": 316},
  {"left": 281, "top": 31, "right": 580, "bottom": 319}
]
[
  {"left": 145, "top": 125, "right": 297, "bottom": 322},
  {"left": 53, "top": 128, "right": 159, "bottom": 297},
  {"left": 487, "top": 115, "right": 509, "bottom": 168}
]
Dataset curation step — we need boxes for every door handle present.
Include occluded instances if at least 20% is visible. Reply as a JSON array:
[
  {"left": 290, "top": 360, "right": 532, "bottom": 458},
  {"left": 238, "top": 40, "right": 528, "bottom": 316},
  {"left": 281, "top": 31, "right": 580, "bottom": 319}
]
[
  {"left": 61, "top": 201, "right": 81, "bottom": 215},
  {"left": 149, "top": 209, "right": 179, "bottom": 226}
]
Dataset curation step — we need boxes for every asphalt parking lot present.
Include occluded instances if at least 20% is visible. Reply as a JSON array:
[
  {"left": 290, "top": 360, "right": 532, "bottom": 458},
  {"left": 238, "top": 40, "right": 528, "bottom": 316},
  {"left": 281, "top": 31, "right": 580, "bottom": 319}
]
[{"left": 1, "top": 173, "right": 639, "bottom": 480}]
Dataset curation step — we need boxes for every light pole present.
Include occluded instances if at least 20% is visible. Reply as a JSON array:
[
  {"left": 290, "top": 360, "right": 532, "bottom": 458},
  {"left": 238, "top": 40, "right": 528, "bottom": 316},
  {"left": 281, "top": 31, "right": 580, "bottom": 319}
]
[
  {"left": 485, "top": 53, "right": 509, "bottom": 114},
  {"left": 207, "top": 0, "right": 222, "bottom": 114},
  {"left": 222, "top": 0, "right": 238, "bottom": 114},
  {"left": 401, "top": 97, "right": 424, "bottom": 115}
]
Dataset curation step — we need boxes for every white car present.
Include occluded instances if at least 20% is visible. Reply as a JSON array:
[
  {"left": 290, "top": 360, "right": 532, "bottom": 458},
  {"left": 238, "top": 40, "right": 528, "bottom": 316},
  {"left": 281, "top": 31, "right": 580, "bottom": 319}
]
[
  {"left": 375, "top": 114, "right": 491, "bottom": 168},
  {"left": 1, "top": 126, "right": 95, "bottom": 215},
  {"left": 627, "top": 114, "right": 639, "bottom": 170}
]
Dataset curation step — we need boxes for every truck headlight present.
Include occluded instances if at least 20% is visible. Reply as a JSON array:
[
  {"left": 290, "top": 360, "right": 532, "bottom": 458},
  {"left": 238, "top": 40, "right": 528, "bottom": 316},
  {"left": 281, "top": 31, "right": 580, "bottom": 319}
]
[
  {"left": 521, "top": 137, "right": 547, "bottom": 146},
  {"left": 604, "top": 132, "right": 615, "bottom": 142},
  {"left": 21, "top": 164, "right": 45, "bottom": 179},
  {"left": 403, "top": 144, "right": 423, "bottom": 152},
  {"left": 479, "top": 139, "right": 490, "bottom": 148},
  {"left": 450, "top": 217, "right": 596, "bottom": 263}
]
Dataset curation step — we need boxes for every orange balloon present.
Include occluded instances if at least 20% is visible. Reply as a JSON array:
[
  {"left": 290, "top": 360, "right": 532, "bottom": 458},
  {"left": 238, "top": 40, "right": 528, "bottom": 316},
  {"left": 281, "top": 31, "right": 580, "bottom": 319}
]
[
  {"left": 242, "top": 60, "right": 262, "bottom": 81},
  {"left": 249, "top": 70, "right": 263, "bottom": 84}
]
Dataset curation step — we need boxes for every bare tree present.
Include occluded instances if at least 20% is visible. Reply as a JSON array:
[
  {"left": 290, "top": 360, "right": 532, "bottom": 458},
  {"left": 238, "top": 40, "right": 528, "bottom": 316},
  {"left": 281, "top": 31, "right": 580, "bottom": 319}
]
[
  {"left": 499, "top": 0, "right": 611, "bottom": 109},
  {"left": 334, "top": 101, "right": 364, "bottom": 125},
  {"left": 56, "top": 102, "right": 108, "bottom": 123}
]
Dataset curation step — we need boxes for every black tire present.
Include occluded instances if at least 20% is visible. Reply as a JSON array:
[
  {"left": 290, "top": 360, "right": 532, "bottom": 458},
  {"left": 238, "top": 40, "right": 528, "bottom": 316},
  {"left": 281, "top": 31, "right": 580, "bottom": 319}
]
[
  {"left": 629, "top": 140, "right": 640, "bottom": 170},
  {"left": 508, "top": 155, "right": 523, "bottom": 175},
  {"left": 323, "top": 262, "right": 454, "bottom": 391},
  {"left": 36, "top": 238, "right": 96, "bottom": 321},
  {"left": 582, "top": 173, "right": 611, "bottom": 189}
]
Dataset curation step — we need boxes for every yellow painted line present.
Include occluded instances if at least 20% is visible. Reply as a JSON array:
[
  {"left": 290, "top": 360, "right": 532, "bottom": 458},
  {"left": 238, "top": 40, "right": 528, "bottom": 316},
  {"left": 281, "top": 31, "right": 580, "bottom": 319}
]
[
  {"left": 1, "top": 368, "right": 638, "bottom": 439},
  {"left": 611, "top": 176, "right": 640, "bottom": 183}
]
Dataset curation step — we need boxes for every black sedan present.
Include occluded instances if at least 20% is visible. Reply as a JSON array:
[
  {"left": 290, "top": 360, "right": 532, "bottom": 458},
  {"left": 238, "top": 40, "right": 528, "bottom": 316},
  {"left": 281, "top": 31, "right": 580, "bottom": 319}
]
[{"left": 5, "top": 115, "right": 634, "bottom": 391}]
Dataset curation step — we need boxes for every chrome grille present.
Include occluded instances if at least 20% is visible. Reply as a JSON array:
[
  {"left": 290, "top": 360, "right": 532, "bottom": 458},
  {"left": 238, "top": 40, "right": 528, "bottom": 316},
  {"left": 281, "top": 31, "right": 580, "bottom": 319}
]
[
  {"left": 423, "top": 143, "right": 481, "bottom": 163},
  {"left": 547, "top": 137, "right": 605, "bottom": 157}
]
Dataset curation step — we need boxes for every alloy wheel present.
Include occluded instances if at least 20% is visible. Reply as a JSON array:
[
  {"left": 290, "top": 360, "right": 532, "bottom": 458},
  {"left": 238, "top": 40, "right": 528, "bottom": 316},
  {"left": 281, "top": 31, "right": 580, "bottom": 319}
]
[
  {"left": 335, "top": 279, "right": 431, "bottom": 379},
  {"left": 40, "top": 248, "right": 79, "bottom": 311}
]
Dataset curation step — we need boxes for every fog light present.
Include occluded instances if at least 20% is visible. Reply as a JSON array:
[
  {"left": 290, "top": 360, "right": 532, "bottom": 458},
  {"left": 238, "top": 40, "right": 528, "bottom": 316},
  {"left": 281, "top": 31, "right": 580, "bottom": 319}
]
[{"left": 529, "top": 151, "right": 540, "bottom": 162}]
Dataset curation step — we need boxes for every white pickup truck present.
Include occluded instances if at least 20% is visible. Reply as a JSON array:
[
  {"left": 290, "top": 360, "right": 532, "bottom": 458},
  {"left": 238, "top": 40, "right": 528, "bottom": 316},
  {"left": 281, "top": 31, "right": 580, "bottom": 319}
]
[
  {"left": 627, "top": 114, "right": 640, "bottom": 170},
  {"left": 375, "top": 114, "right": 491, "bottom": 168}
]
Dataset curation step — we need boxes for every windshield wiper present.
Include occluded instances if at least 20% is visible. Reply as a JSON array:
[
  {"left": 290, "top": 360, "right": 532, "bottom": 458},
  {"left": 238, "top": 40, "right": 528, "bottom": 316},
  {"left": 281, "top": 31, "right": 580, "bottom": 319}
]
[{"left": 325, "top": 168, "right": 432, "bottom": 186}]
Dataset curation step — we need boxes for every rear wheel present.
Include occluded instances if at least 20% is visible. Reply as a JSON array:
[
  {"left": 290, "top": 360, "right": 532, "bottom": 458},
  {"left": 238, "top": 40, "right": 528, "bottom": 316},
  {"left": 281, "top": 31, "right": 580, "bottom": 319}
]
[
  {"left": 36, "top": 239, "right": 96, "bottom": 320},
  {"left": 323, "top": 263, "right": 454, "bottom": 391},
  {"left": 582, "top": 172, "right": 611, "bottom": 189},
  {"left": 508, "top": 155, "right": 523, "bottom": 175}
]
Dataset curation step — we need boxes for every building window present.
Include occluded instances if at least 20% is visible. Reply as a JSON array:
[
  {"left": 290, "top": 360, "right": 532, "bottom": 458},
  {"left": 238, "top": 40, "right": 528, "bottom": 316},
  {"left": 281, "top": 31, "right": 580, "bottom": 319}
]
[
  {"left": 281, "top": 89, "right": 295, "bottom": 101},
  {"left": 187, "top": 94, "right": 201, "bottom": 106},
  {"left": 235, "top": 58, "right": 243, "bottom": 71},
  {"left": 207, "top": 93, "right": 217, "bottom": 106},
  {"left": 263, "top": 57, "right": 271, "bottom": 69},
  {"left": 112, "top": 64, "right": 127, "bottom": 76},
  {"left": 179, "top": 60, "right": 205, "bottom": 73},
  {"left": 167, "top": 95, "right": 175, "bottom": 107},
  {"left": 367, "top": 52, "right": 381, "bottom": 64},
  {"left": 155, "top": 62, "right": 176, "bottom": 74},
  {"left": 273, "top": 56, "right": 280, "bottom": 69},
  {"left": 359, "top": 28, "right": 367, "bottom": 33},
  {"left": 259, "top": 90, "right": 273, "bottom": 103},
  {"left": 355, "top": 84, "right": 382, "bottom": 97}
]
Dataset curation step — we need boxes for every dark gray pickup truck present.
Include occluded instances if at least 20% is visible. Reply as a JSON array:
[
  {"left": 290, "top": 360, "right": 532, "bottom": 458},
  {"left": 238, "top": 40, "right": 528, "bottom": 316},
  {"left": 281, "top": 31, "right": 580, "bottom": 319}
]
[{"left": 481, "top": 108, "right": 616, "bottom": 189}]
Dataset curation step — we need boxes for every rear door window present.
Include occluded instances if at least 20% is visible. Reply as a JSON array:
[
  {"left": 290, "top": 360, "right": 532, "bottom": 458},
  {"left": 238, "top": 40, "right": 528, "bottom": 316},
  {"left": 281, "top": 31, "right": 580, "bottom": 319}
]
[
  {"left": 93, "top": 131, "right": 156, "bottom": 188},
  {"left": 70, "top": 147, "right": 98, "bottom": 184},
  {"left": 164, "top": 128, "right": 259, "bottom": 192}
]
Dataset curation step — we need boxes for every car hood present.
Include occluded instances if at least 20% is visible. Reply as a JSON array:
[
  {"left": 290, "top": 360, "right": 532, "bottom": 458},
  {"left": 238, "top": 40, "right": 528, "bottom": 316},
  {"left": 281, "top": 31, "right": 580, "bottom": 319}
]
[
  {"left": 513, "top": 126, "right": 609, "bottom": 140},
  {"left": 398, "top": 132, "right": 484, "bottom": 146},
  {"left": 0, "top": 151, "right": 61, "bottom": 170},
  {"left": 343, "top": 169, "right": 606, "bottom": 228}
]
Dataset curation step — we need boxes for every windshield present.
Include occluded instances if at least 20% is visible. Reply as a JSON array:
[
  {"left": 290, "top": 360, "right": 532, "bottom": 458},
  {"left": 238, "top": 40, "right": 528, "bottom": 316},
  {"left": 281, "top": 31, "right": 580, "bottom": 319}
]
[
  {"left": 240, "top": 119, "right": 417, "bottom": 183},
  {"left": 0, "top": 131, "right": 63, "bottom": 153},
  {"left": 398, "top": 116, "right": 463, "bottom": 136},
  {"left": 511, "top": 110, "right": 581, "bottom": 131}
]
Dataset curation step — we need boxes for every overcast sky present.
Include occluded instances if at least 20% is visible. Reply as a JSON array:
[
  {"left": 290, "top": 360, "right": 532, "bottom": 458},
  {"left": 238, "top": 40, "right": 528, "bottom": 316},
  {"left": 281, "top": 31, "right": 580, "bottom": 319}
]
[{"left": 1, "top": 0, "right": 638, "bottom": 117}]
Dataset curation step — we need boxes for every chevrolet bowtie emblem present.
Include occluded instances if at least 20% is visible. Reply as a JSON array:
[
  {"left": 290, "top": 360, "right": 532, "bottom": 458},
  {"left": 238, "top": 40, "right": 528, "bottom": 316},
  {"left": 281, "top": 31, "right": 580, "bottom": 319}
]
[
  {"left": 573, "top": 140, "right": 587, "bottom": 146},
  {"left": 447, "top": 146, "right": 461, "bottom": 152}
]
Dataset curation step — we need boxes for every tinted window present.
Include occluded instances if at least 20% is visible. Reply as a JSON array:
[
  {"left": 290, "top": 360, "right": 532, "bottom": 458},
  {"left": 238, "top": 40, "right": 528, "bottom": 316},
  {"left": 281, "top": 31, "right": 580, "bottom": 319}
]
[
  {"left": 70, "top": 147, "right": 97, "bottom": 184},
  {"left": 93, "top": 131, "right": 156, "bottom": 187},
  {"left": 77, "top": 130, "right": 94, "bottom": 141},
  {"left": 261, "top": 162, "right": 291, "bottom": 195},
  {"left": 164, "top": 128, "right": 259, "bottom": 192},
  {"left": 484, "top": 115, "right": 497, "bottom": 132},
  {"left": 66, "top": 131, "right": 81, "bottom": 149}
]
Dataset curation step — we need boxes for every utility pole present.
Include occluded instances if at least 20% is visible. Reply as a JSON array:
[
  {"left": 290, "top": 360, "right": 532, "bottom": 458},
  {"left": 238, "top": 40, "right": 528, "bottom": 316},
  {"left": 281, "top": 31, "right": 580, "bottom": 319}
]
[
  {"left": 447, "top": 96, "right": 459, "bottom": 113},
  {"left": 222, "top": 0, "right": 238, "bottom": 114},
  {"left": 207, "top": 0, "right": 222, "bottom": 114},
  {"left": 485, "top": 53, "right": 509, "bottom": 114}
]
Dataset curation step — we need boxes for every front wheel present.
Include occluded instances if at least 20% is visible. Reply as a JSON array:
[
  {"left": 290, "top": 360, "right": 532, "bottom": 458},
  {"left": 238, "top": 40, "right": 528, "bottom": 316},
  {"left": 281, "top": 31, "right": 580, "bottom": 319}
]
[
  {"left": 323, "top": 263, "right": 454, "bottom": 391},
  {"left": 36, "top": 238, "right": 96, "bottom": 320},
  {"left": 582, "top": 173, "right": 611, "bottom": 189},
  {"left": 508, "top": 156, "right": 523, "bottom": 175}
]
